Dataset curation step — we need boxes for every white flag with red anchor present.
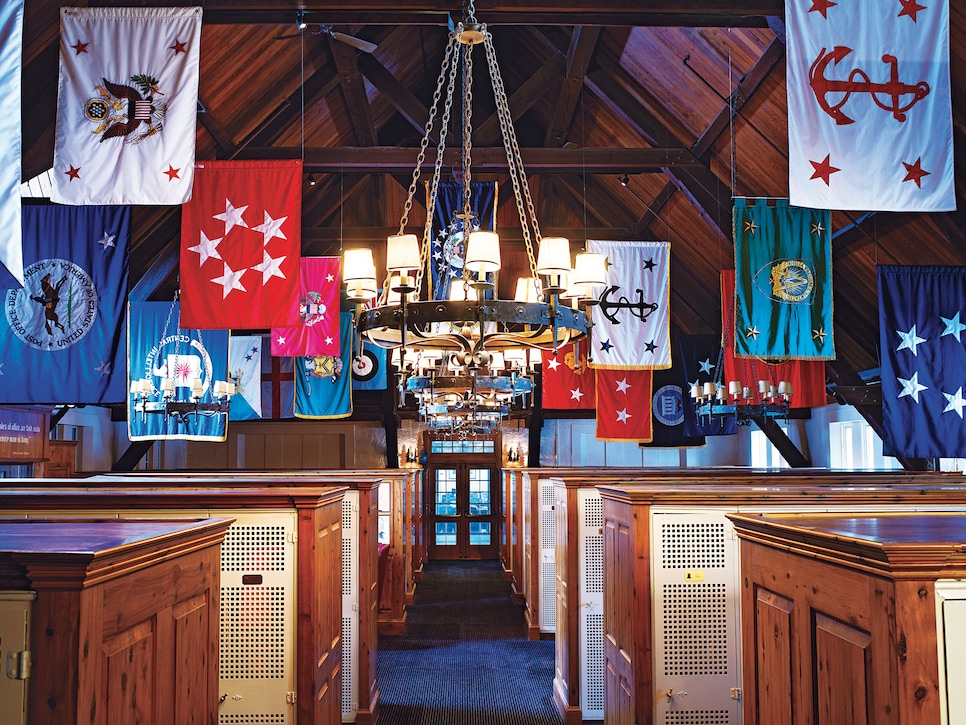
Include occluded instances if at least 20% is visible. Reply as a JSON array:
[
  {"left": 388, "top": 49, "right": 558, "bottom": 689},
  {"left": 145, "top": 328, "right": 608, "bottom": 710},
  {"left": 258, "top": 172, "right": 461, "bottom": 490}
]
[
  {"left": 786, "top": 0, "right": 954, "bottom": 211},
  {"left": 51, "top": 7, "right": 202, "bottom": 205}
]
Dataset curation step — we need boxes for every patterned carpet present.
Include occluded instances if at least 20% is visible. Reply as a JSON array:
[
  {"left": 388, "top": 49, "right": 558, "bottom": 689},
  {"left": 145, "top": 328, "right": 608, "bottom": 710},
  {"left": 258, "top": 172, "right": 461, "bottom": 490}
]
[{"left": 375, "top": 560, "right": 562, "bottom": 725}]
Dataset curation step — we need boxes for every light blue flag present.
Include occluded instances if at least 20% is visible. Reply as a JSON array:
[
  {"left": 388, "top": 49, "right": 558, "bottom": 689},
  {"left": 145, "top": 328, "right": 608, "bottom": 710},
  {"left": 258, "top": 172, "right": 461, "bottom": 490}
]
[
  {"left": 295, "top": 312, "right": 352, "bottom": 419},
  {"left": 351, "top": 339, "right": 388, "bottom": 392},
  {"left": 733, "top": 198, "right": 834, "bottom": 360},
  {"left": 229, "top": 334, "right": 262, "bottom": 420},
  {"left": 0, "top": 205, "right": 130, "bottom": 403},
  {"left": 0, "top": 1, "right": 23, "bottom": 288},
  {"left": 128, "top": 301, "right": 229, "bottom": 441}
]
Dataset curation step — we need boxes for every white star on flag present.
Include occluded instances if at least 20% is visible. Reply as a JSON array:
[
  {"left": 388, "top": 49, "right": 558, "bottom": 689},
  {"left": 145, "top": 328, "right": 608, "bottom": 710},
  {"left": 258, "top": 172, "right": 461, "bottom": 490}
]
[
  {"left": 325, "top": 336, "right": 333, "bottom": 345},
  {"left": 189, "top": 230, "right": 223, "bottom": 265},
  {"left": 941, "top": 312, "right": 966, "bottom": 342},
  {"left": 276, "top": 335, "right": 286, "bottom": 345},
  {"left": 214, "top": 198, "right": 249, "bottom": 235},
  {"left": 95, "top": 361, "right": 111, "bottom": 375},
  {"left": 97, "top": 231, "right": 116, "bottom": 250},
  {"left": 326, "top": 273, "right": 335, "bottom": 282},
  {"left": 615, "top": 378, "right": 631, "bottom": 393},
  {"left": 570, "top": 387, "right": 584, "bottom": 402},
  {"left": 211, "top": 262, "right": 247, "bottom": 298},
  {"left": 546, "top": 357, "right": 561, "bottom": 371},
  {"left": 698, "top": 358, "right": 714, "bottom": 375},
  {"left": 616, "top": 408, "right": 632, "bottom": 423},
  {"left": 897, "top": 372, "right": 928, "bottom": 403},
  {"left": 942, "top": 387, "right": 966, "bottom": 418},
  {"left": 252, "top": 250, "right": 287, "bottom": 284},
  {"left": 253, "top": 211, "right": 288, "bottom": 245},
  {"left": 896, "top": 325, "right": 927, "bottom": 356}
]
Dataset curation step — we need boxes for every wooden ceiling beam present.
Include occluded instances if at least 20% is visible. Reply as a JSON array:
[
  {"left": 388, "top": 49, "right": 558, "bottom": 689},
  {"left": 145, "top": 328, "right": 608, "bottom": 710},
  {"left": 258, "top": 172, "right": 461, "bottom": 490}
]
[
  {"left": 544, "top": 26, "right": 601, "bottom": 148},
  {"left": 475, "top": 53, "right": 566, "bottom": 147},
  {"left": 357, "top": 53, "right": 433, "bottom": 138},
  {"left": 330, "top": 38, "right": 379, "bottom": 147},
  {"left": 238, "top": 145, "right": 701, "bottom": 171}
]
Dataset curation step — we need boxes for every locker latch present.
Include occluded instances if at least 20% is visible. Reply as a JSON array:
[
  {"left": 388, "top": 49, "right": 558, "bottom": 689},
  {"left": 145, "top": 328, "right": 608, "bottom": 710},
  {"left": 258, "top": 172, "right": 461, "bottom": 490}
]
[
  {"left": 5, "top": 650, "right": 31, "bottom": 680},
  {"left": 730, "top": 687, "right": 742, "bottom": 701},
  {"left": 286, "top": 692, "right": 297, "bottom": 704}
]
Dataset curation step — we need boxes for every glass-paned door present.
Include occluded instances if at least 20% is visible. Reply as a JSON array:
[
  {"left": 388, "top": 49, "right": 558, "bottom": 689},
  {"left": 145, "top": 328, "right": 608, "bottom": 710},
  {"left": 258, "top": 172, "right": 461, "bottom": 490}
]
[{"left": 428, "top": 463, "right": 500, "bottom": 560}]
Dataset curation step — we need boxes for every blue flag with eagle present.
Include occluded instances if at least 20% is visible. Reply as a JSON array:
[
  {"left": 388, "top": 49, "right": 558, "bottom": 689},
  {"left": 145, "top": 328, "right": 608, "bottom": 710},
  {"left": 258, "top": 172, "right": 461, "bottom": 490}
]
[
  {"left": 0, "top": 204, "right": 130, "bottom": 404},
  {"left": 733, "top": 198, "right": 833, "bottom": 360},
  {"left": 430, "top": 181, "right": 497, "bottom": 300},
  {"left": 295, "top": 312, "right": 353, "bottom": 419}
]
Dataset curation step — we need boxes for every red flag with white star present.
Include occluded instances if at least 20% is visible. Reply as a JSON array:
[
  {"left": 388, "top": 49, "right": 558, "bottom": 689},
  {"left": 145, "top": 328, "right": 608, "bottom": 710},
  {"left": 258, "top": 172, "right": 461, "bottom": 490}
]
[
  {"left": 595, "top": 368, "right": 653, "bottom": 442},
  {"left": 786, "top": 0, "right": 953, "bottom": 211},
  {"left": 541, "top": 342, "right": 596, "bottom": 410},
  {"left": 180, "top": 159, "right": 301, "bottom": 329},
  {"left": 51, "top": 7, "right": 202, "bottom": 205},
  {"left": 270, "top": 257, "right": 341, "bottom": 357}
]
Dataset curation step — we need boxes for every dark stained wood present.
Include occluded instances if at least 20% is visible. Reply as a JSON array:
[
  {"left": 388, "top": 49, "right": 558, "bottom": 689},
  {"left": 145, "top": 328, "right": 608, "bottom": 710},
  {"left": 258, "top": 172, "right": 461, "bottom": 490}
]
[{"left": 544, "top": 26, "right": 601, "bottom": 148}]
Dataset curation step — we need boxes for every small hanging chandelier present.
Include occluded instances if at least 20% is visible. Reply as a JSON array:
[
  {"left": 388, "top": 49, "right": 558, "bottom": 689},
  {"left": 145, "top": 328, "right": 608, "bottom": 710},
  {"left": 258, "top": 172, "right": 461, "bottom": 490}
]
[{"left": 341, "top": 1, "right": 606, "bottom": 431}]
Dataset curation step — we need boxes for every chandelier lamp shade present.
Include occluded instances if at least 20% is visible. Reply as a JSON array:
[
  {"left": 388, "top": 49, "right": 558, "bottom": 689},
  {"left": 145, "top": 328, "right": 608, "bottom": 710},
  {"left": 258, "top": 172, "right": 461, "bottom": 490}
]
[
  {"left": 692, "top": 378, "right": 795, "bottom": 426},
  {"left": 341, "top": 1, "right": 602, "bottom": 432}
]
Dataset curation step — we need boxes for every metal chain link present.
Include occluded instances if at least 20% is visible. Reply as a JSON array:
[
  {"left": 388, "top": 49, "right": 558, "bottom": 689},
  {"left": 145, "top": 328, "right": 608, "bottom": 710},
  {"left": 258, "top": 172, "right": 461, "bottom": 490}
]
[{"left": 461, "top": 42, "right": 474, "bottom": 222}]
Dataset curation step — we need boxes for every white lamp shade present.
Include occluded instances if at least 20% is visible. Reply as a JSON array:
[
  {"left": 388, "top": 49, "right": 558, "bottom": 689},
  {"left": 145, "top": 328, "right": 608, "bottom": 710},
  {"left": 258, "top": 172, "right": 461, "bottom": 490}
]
[
  {"left": 386, "top": 234, "right": 421, "bottom": 271},
  {"left": 346, "top": 278, "right": 377, "bottom": 300},
  {"left": 343, "top": 248, "right": 376, "bottom": 282},
  {"left": 387, "top": 275, "right": 417, "bottom": 303},
  {"left": 514, "top": 277, "right": 542, "bottom": 303},
  {"left": 503, "top": 348, "right": 527, "bottom": 368},
  {"left": 536, "top": 236, "right": 571, "bottom": 275},
  {"left": 448, "top": 282, "right": 478, "bottom": 301},
  {"left": 488, "top": 351, "right": 506, "bottom": 371},
  {"left": 573, "top": 251, "right": 607, "bottom": 287},
  {"left": 465, "top": 231, "right": 501, "bottom": 273},
  {"left": 528, "top": 348, "right": 542, "bottom": 369}
]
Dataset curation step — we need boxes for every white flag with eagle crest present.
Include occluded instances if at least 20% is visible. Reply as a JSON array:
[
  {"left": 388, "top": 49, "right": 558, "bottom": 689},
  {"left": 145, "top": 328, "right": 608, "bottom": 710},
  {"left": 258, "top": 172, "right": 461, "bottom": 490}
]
[
  {"left": 51, "top": 7, "right": 201, "bottom": 205},
  {"left": 786, "top": 0, "right": 953, "bottom": 211}
]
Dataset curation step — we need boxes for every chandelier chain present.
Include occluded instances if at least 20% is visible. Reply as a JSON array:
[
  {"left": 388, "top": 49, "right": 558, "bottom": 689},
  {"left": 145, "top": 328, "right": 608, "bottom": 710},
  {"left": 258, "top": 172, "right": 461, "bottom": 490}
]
[
  {"left": 483, "top": 33, "right": 539, "bottom": 278},
  {"left": 462, "top": 43, "right": 474, "bottom": 220}
]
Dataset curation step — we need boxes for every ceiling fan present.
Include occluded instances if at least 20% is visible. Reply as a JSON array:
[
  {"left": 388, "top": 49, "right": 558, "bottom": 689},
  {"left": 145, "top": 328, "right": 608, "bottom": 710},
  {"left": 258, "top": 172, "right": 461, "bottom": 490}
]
[{"left": 275, "top": 11, "right": 378, "bottom": 54}]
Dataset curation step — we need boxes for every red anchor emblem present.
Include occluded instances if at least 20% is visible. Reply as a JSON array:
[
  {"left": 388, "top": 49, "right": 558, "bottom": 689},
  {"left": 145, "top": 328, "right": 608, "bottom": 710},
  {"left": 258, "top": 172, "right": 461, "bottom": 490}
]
[{"left": 809, "top": 46, "right": 930, "bottom": 125}]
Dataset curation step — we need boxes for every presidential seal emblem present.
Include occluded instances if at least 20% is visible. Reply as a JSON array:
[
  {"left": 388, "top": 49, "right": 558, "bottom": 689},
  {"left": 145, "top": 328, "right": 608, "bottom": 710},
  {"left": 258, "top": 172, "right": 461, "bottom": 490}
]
[
  {"left": 86, "top": 74, "right": 168, "bottom": 144},
  {"left": 755, "top": 259, "right": 815, "bottom": 303},
  {"left": 299, "top": 290, "right": 327, "bottom": 327},
  {"left": 5, "top": 259, "right": 97, "bottom": 351},
  {"left": 652, "top": 384, "right": 685, "bottom": 427}
]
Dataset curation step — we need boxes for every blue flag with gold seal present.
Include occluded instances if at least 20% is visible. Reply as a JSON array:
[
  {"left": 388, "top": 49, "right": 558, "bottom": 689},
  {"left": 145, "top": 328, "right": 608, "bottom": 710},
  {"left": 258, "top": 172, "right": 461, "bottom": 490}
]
[
  {"left": 733, "top": 198, "right": 833, "bottom": 360},
  {"left": 295, "top": 312, "right": 353, "bottom": 419},
  {"left": 0, "top": 204, "right": 130, "bottom": 403},
  {"left": 430, "top": 181, "right": 497, "bottom": 300}
]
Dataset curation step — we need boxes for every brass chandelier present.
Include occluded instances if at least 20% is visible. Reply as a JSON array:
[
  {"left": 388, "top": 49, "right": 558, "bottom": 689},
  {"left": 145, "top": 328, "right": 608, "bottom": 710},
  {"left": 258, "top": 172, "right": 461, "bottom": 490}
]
[{"left": 341, "top": 2, "right": 606, "bottom": 432}]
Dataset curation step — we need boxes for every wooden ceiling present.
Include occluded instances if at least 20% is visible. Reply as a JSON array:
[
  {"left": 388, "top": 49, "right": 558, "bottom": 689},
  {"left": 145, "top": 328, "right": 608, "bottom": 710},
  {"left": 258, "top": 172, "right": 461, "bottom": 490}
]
[{"left": 20, "top": 0, "right": 966, "bottom": 424}]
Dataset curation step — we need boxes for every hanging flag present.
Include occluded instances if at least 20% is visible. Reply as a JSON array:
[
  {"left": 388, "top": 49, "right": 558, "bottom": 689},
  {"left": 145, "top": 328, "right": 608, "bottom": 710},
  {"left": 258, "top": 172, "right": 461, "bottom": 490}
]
[
  {"left": 229, "top": 334, "right": 262, "bottom": 421},
  {"left": 541, "top": 341, "right": 596, "bottom": 410},
  {"left": 644, "top": 336, "right": 708, "bottom": 447},
  {"left": 180, "top": 159, "right": 301, "bottom": 329},
  {"left": 262, "top": 348, "right": 295, "bottom": 419},
  {"left": 595, "top": 368, "right": 653, "bottom": 442},
  {"left": 0, "top": 1, "right": 23, "bottom": 287},
  {"left": 50, "top": 7, "right": 202, "bottom": 205},
  {"left": 128, "top": 301, "right": 230, "bottom": 441},
  {"left": 587, "top": 240, "right": 670, "bottom": 369},
  {"left": 351, "top": 339, "right": 388, "bottom": 392},
  {"left": 733, "top": 198, "right": 834, "bottom": 360},
  {"left": 0, "top": 205, "right": 130, "bottom": 404},
  {"left": 295, "top": 312, "right": 353, "bottom": 419},
  {"left": 430, "top": 181, "right": 497, "bottom": 300},
  {"left": 878, "top": 265, "right": 966, "bottom": 458},
  {"left": 679, "top": 334, "right": 737, "bottom": 437},
  {"left": 721, "top": 270, "right": 827, "bottom": 408},
  {"left": 786, "top": 0, "right": 953, "bottom": 211},
  {"left": 271, "top": 257, "right": 341, "bottom": 357}
]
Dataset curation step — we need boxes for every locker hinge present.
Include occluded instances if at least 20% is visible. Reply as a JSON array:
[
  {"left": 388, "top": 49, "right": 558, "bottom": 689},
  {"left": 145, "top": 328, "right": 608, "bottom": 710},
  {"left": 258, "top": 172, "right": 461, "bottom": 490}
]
[
  {"left": 6, "top": 650, "right": 31, "bottom": 680},
  {"left": 286, "top": 691, "right": 297, "bottom": 704},
  {"left": 287, "top": 532, "right": 298, "bottom": 544},
  {"left": 730, "top": 687, "right": 742, "bottom": 701}
]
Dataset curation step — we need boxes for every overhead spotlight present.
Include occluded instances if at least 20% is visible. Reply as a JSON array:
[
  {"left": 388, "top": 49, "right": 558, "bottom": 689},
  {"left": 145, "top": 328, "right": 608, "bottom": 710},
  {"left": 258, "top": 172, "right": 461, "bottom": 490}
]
[
  {"left": 307, "top": 174, "right": 317, "bottom": 186},
  {"left": 296, "top": 10, "right": 308, "bottom": 31},
  {"left": 618, "top": 174, "right": 629, "bottom": 187}
]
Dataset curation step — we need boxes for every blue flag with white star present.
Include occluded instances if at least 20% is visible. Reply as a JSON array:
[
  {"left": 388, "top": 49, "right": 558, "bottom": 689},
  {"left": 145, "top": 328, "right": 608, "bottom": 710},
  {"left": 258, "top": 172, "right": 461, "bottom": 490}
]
[
  {"left": 679, "top": 334, "right": 737, "bottom": 437},
  {"left": 0, "top": 204, "right": 130, "bottom": 403},
  {"left": 733, "top": 198, "right": 833, "bottom": 360},
  {"left": 878, "top": 265, "right": 966, "bottom": 458},
  {"left": 430, "top": 181, "right": 497, "bottom": 300}
]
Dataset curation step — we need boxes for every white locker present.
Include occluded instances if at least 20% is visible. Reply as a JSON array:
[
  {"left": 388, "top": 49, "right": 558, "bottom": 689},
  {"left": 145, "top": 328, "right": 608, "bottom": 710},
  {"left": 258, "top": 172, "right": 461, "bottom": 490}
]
[
  {"left": 935, "top": 580, "right": 966, "bottom": 725},
  {"left": 578, "top": 489, "right": 605, "bottom": 720},
  {"left": 342, "top": 491, "right": 360, "bottom": 722},
  {"left": 539, "top": 479, "right": 556, "bottom": 634}
]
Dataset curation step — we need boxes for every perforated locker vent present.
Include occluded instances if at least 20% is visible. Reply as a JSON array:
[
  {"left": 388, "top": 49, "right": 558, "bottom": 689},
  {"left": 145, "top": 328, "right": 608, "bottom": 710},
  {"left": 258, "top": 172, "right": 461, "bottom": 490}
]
[
  {"left": 219, "top": 716, "right": 286, "bottom": 724},
  {"left": 220, "top": 586, "right": 286, "bottom": 679},
  {"left": 540, "top": 562, "right": 556, "bottom": 630},
  {"left": 662, "top": 583, "right": 728, "bottom": 676},
  {"left": 342, "top": 497, "right": 353, "bottom": 529},
  {"left": 342, "top": 537, "right": 352, "bottom": 596},
  {"left": 342, "top": 615, "right": 353, "bottom": 716},
  {"left": 585, "top": 534, "right": 603, "bottom": 594},
  {"left": 585, "top": 612, "right": 605, "bottom": 712},
  {"left": 583, "top": 494, "right": 603, "bottom": 528},
  {"left": 221, "top": 525, "right": 286, "bottom": 572},
  {"left": 663, "top": 711, "right": 731, "bottom": 724},
  {"left": 660, "top": 522, "right": 726, "bottom": 569}
]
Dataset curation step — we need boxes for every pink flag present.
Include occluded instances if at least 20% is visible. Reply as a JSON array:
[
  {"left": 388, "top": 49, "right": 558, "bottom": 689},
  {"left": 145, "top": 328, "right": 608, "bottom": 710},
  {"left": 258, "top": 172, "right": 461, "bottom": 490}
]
[
  {"left": 271, "top": 257, "right": 342, "bottom": 357},
  {"left": 786, "top": 0, "right": 953, "bottom": 211}
]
